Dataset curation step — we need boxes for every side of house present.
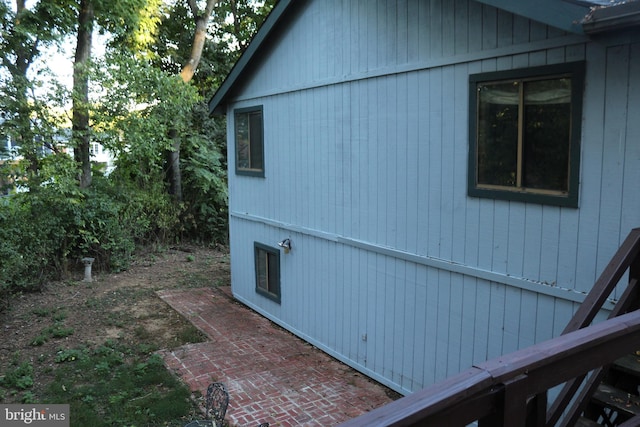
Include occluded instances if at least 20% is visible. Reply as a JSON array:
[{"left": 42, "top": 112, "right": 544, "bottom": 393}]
[{"left": 212, "top": 0, "right": 640, "bottom": 394}]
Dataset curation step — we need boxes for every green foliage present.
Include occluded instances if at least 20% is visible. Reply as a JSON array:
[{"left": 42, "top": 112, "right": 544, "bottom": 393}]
[
  {"left": 0, "top": 0, "right": 279, "bottom": 301},
  {"left": 44, "top": 341, "right": 192, "bottom": 426},
  {"left": 180, "top": 104, "right": 229, "bottom": 243},
  {"left": 0, "top": 173, "right": 181, "bottom": 301},
  {"left": 0, "top": 359, "right": 34, "bottom": 391}
]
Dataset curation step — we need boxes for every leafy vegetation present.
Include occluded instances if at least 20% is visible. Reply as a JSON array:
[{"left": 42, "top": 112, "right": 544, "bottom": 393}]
[
  {"left": 0, "top": 0, "right": 275, "bottom": 307},
  {"left": 0, "top": 247, "right": 222, "bottom": 425},
  {"left": 41, "top": 341, "right": 192, "bottom": 426}
]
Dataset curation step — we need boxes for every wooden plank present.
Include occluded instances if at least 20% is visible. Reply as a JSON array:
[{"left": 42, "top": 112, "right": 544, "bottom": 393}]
[
  {"left": 592, "top": 383, "right": 640, "bottom": 417},
  {"left": 412, "top": 265, "right": 428, "bottom": 390},
  {"left": 596, "top": 44, "right": 629, "bottom": 285},
  {"left": 406, "top": 0, "right": 420, "bottom": 62},
  {"left": 405, "top": 71, "right": 419, "bottom": 255},
  {"left": 451, "top": 62, "right": 469, "bottom": 265},
  {"left": 482, "top": 4, "right": 497, "bottom": 50},
  {"left": 563, "top": 229, "right": 640, "bottom": 333},
  {"left": 424, "top": 267, "right": 440, "bottom": 385},
  {"left": 496, "top": 8, "right": 513, "bottom": 48},
  {"left": 394, "top": 73, "right": 409, "bottom": 251},
  {"left": 439, "top": 64, "right": 455, "bottom": 261},
  {"left": 454, "top": 0, "right": 468, "bottom": 55},
  {"left": 487, "top": 282, "right": 506, "bottom": 359},
  {"left": 430, "top": 0, "right": 443, "bottom": 58},
  {"left": 337, "top": 367, "right": 494, "bottom": 427},
  {"left": 467, "top": 0, "right": 483, "bottom": 53},
  {"left": 538, "top": 206, "right": 560, "bottom": 286},
  {"left": 613, "top": 354, "right": 640, "bottom": 379},
  {"left": 573, "top": 41, "right": 607, "bottom": 294},
  {"left": 435, "top": 271, "right": 451, "bottom": 379},
  {"left": 522, "top": 204, "right": 543, "bottom": 280},
  {"left": 401, "top": 262, "right": 417, "bottom": 391},
  {"left": 447, "top": 274, "right": 464, "bottom": 376},
  {"left": 507, "top": 204, "right": 526, "bottom": 277},
  {"left": 442, "top": 0, "right": 455, "bottom": 57},
  {"left": 621, "top": 43, "right": 640, "bottom": 241},
  {"left": 502, "top": 286, "right": 521, "bottom": 354},
  {"left": 416, "top": 71, "right": 429, "bottom": 256},
  {"left": 427, "top": 67, "right": 443, "bottom": 257},
  {"left": 397, "top": 0, "right": 408, "bottom": 64}
]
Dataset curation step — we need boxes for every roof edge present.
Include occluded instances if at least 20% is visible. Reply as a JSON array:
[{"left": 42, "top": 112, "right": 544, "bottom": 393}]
[
  {"left": 208, "top": 0, "right": 296, "bottom": 116},
  {"left": 474, "top": 0, "right": 591, "bottom": 34},
  {"left": 582, "top": 1, "right": 640, "bottom": 34}
]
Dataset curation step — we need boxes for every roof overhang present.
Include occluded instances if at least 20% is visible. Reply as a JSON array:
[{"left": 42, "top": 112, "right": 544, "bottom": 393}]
[
  {"left": 474, "top": 0, "right": 592, "bottom": 34},
  {"left": 208, "top": 0, "right": 296, "bottom": 116},
  {"left": 582, "top": 1, "right": 640, "bottom": 34}
]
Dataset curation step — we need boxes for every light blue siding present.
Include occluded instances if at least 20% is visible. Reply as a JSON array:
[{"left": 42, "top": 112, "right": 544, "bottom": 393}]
[{"left": 225, "top": 0, "right": 640, "bottom": 394}]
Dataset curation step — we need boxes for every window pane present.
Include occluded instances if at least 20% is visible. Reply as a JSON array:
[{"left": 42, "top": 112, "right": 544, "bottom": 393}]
[
  {"left": 267, "top": 252, "right": 278, "bottom": 294},
  {"left": 256, "top": 249, "right": 268, "bottom": 291},
  {"left": 236, "top": 113, "right": 250, "bottom": 169},
  {"left": 522, "top": 78, "right": 571, "bottom": 192},
  {"left": 477, "top": 82, "right": 519, "bottom": 187},
  {"left": 249, "top": 111, "right": 263, "bottom": 170}
]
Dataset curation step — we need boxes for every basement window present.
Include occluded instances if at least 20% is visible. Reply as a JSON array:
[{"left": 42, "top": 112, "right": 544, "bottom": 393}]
[
  {"left": 254, "top": 242, "right": 280, "bottom": 303},
  {"left": 468, "top": 62, "right": 584, "bottom": 207}
]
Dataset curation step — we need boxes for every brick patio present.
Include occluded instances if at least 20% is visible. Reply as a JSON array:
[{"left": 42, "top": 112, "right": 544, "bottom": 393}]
[{"left": 157, "top": 287, "right": 396, "bottom": 427}]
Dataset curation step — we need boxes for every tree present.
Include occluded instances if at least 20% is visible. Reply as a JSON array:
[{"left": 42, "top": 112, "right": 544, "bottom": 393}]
[
  {"left": 72, "top": 0, "right": 162, "bottom": 188},
  {"left": 0, "top": 0, "right": 75, "bottom": 188},
  {"left": 162, "top": 0, "right": 275, "bottom": 201},
  {"left": 72, "top": 0, "right": 94, "bottom": 188},
  {"left": 165, "top": 0, "right": 217, "bottom": 202}
]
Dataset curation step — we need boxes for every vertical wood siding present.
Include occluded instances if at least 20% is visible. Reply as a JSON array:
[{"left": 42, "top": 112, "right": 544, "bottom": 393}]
[{"left": 226, "top": 0, "right": 640, "bottom": 394}]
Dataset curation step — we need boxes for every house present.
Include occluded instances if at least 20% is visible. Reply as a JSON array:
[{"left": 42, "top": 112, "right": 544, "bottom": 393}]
[{"left": 208, "top": 0, "right": 640, "bottom": 396}]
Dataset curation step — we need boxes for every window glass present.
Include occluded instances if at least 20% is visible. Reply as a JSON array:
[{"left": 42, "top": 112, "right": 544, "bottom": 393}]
[
  {"left": 477, "top": 81, "right": 519, "bottom": 187},
  {"left": 469, "top": 62, "right": 583, "bottom": 207},
  {"left": 235, "top": 107, "right": 264, "bottom": 176},
  {"left": 522, "top": 78, "right": 571, "bottom": 191},
  {"left": 254, "top": 243, "right": 280, "bottom": 303}
]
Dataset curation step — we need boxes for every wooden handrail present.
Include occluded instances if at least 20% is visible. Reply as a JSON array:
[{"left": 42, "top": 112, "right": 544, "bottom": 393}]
[
  {"left": 562, "top": 228, "right": 640, "bottom": 334},
  {"left": 339, "top": 310, "right": 640, "bottom": 426},
  {"left": 338, "top": 228, "right": 640, "bottom": 427}
]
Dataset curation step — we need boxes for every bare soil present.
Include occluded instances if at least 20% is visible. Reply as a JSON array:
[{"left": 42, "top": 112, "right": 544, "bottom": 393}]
[{"left": 0, "top": 245, "right": 230, "bottom": 402}]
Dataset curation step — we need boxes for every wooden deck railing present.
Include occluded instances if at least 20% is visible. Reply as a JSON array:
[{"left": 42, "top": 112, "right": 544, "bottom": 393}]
[{"left": 338, "top": 228, "right": 640, "bottom": 427}]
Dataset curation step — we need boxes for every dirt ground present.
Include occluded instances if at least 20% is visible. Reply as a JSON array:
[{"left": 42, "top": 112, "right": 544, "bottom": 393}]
[{"left": 0, "top": 245, "right": 230, "bottom": 402}]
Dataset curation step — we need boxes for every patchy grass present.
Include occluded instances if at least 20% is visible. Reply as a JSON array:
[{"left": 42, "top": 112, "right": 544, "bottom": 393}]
[
  {"left": 0, "top": 245, "right": 229, "bottom": 427},
  {"left": 42, "top": 340, "right": 192, "bottom": 426}
]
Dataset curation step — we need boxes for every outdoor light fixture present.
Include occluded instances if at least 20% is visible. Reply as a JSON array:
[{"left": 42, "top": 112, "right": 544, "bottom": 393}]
[{"left": 278, "top": 238, "right": 292, "bottom": 254}]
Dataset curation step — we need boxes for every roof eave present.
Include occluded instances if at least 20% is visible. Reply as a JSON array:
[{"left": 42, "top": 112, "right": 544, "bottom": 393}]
[
  {"left": 208, "top": 0, "right": 296, "bottom": 116},
  {"left": 474, "top": 0, "right": 591, "bottom": 34},
  {"left": 582, "top": 1, "right": 640, "bottom": 34}
]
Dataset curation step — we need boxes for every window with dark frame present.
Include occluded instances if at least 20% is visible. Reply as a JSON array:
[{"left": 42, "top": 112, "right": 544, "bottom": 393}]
[
  {"left": 235, "top": 106, "right": 264, "bottom": 176},
  {"left": 468, "top": 62, "right": 584, "bottom": 207},
  {"left": 254, "top": 242, "right": 280, "bottom": 303}
]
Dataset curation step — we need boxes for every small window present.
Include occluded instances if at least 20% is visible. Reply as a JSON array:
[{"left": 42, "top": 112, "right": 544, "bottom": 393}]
[
  {"left": 468, "top": 62, "right": 584, "bottom": 207},
  {"left": 235, "top": 106, "right": 264, "bottom": 176},
  {"left": 254, "top": 242, "right": 280, "bottom": 303}
]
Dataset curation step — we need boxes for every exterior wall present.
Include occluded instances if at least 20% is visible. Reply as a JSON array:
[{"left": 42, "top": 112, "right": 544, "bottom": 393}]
[{"left": 225, "top": 0, "right": 640, "bottom": 394}]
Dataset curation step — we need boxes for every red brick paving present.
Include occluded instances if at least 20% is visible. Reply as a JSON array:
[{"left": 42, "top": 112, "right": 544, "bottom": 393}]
[{"left": 157, "top": 287, "right": 395, "bottom": 426}]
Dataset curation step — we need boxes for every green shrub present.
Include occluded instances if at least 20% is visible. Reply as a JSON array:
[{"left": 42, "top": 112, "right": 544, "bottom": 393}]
[{"left": 0, "top": 173, "right": 182, "bottom": 303}]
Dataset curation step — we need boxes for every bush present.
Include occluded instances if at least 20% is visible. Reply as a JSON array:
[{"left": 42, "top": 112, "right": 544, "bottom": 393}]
[{"left": 0, "top": 174, "right": 180, "bottom": 304}]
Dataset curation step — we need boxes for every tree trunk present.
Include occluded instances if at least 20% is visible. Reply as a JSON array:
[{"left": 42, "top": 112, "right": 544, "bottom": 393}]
[
  {"left": 12, "top": 0, "right": 40, "bottom": 187},
  {"left": 166, "top": 0, "right": 218, "bottom": 202},
  {"left": 167, "top": 129, "right": 182, "bottom": 201},
  {"left": 73, "top": 0, "right": 94, "bottom": 189}
]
